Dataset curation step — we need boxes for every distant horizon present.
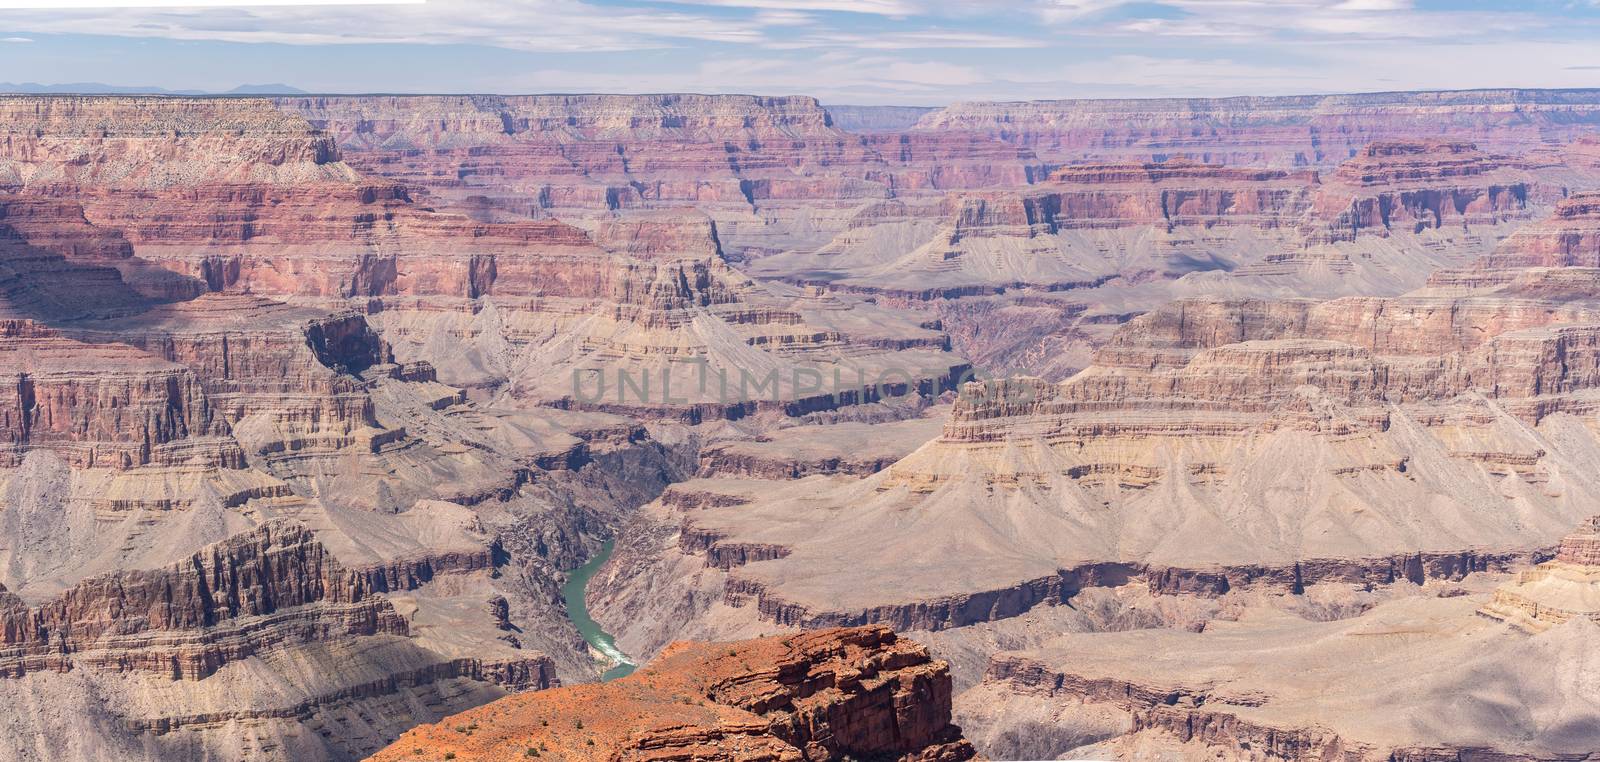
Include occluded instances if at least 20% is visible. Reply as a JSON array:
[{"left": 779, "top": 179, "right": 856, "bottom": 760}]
[{"left": 6, "top": 81, "right": 1600, "bottom": 109}]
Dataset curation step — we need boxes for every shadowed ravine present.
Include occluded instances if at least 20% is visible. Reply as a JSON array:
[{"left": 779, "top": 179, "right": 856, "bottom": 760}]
[{"left": 561, "top": 540, "right": 638, "bottom": 681}]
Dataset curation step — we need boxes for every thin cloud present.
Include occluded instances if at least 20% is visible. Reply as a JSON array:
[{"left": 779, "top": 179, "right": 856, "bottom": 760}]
[
  {"left": 770, "top": 30, "right": 1045, "bottom": 49},
  {"left": 0, "top": 0, "right": 775, "bottom": 51},
  {"left": 635, "top": 0, "right": 919, "bottom": 14},
  {"left": 0, "top": 0, "right": 420, "bottom": 6}
]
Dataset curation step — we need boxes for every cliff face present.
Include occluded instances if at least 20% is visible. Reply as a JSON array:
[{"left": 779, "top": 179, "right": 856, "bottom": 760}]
[
  {"left": 587, "top": 182, "right": 1600, "bottom": 666},
  {"left": 0, "top": 292, "right": 397, "bottom": 472},
  {"left": 960, "top": 592, "right": 1600, "bottom": 760},
  {"left": 368, "top": 626, "right": 974, "bottom": 762},
  {"left": 1308, "top": 141, "right": 1544, "bottom": 244},
  {"left": 1455, "top": 191, "right": 1600, "bottom": 271},
  {"left": 0, "top": 94, "right": 731, "bottom": 761},
  {"left": 8, "top": 87, "right": 1600, "bottom": 762},
  {"left": 275, "top": 93, "right": 1047, "bottom": 264},
  {"left": 914, "top": 89, "right": 1600, "bottom": 166},
  {"left": 0, "top": 95, "right": 351, "bottom": 188},
  {"left": 283, "top": 94, "right": 842, "bottom": 148},
  {"left": 952, "top": 159, "right": 1316, "bottom": 236},
  {"left": 0, "top": 520, "right": 408, "bottom": 680},
  {"left": 0, "top": 319, "right": 226, "bottom": 469},
  {"left": 1481, "top": 516, "right": 1600, "bottom": 632},
  {"left": 0, "top": 194, "right": 159, "bottom": 321}
]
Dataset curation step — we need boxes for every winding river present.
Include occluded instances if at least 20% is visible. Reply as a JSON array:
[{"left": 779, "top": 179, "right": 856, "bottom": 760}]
[{"left": 560, "top": 540, "right": 637, "bottom": 681}]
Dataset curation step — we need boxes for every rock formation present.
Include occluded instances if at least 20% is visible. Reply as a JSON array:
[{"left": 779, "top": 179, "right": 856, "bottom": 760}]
[
  {"left": 960, "top": 591, "right": 1600, "bottom": 759},
  {"left": 588, "top": 181, "right": 1600, "bottom": 681},
  {"left": 5, "top": 87, "right": 1600, "bottom": 762},
  {"left": 368, "top": 626, "right": 974, "bottom": 762},
  {"left": 1481, "top": 515, "right": 1600, "bottom": 632},
  {"left": 915, "top": 89, "right": 1600, "bottom": 166},
  {"left": 0, "top": 520, "right": 413, "bottom": 680}
]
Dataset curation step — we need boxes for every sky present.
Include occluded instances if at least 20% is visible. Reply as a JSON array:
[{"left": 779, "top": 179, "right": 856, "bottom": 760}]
[{"left": 1, "top": 0, "right": 1599, "bottom": 104}]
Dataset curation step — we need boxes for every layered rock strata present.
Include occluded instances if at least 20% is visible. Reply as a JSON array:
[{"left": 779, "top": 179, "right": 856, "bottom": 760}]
[
  {"left": 1480, "top": 516, "right": 1600, "bottom": 632},
  {"left": 276, "top": 94, "right": 1045, "bottom": 260},
  {"left": 0, "top": 520, "right": 411, "bottom": 680},
  {"left": 591, "top": 187, "right": 1600, "bottom": 660},
  {"left": 915, "top": 89, "right": 1600, "bottom": 166},
  {"left": 369, "top": 625, "right": 975, "bottom": 762},
  {"left": 0, "top": 95, "right": 966, "bottom": 422},
  {"left": 960, "top": 593, "right": 1600, "bottom": 760}
]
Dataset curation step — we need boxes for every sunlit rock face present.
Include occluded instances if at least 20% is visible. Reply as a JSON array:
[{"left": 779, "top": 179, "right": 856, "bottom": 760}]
[
  {"left": 368, "top": 626, "right": 974, "bottom": 762},
  {"left": 4, "top": 87, "right": 1600, "bottom": 762}
]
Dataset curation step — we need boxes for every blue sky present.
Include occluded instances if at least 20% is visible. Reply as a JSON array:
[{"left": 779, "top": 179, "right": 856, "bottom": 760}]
[{"left": 1, "top": 0, "right": 1598, "bottom": 103}]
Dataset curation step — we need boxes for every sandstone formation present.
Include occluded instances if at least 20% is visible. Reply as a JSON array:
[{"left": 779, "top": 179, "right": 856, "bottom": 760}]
[
  {"left": 0, "top": 95, "right": 715, "bottom": 759},
  {"left": 279, "top": 93, "right": 1600, "bottom": 385},
  {"left": 589, "top": 181, "right": 1600, "bottom": 677},
  {"left": 5, "top": 87, "right": 1600, "bottom": 762},
  {"left": 1481, "top": 515, "right": 1600, "bottom": 632},
  {"left": 747, "top": 141, "right": 1584, "bottom": 381},
  {"left": 0, "top": 95, "right": 966, "bottom": 423},
  {"left": 960, "top": 592, "right": 1600, "bottom": 759},
  {"left": 0, "top": 520, "right": 413, "bottom": 680},
  {"left": 695, "top": 408, "right": 945, "bottom": 479},
  {"left": 369, "top": 626, "right": 974, "bottom": 762}
]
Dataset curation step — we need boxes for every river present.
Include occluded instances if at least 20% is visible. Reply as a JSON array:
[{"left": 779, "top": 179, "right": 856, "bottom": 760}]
[{"left": 559, "top": 540, "right": 637, "bottom": 681}]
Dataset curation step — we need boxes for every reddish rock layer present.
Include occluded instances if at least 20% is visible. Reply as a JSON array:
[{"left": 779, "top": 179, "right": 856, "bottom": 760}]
[
  {"left": 0, "top": 318, "right": 227, "bottom": 468},
  {"left": 1457, "top": 191, "right": 1600, "bottom": 271},
  {"left": 952, "top": 158, "right": 1314, "bottom": 237},
  {"left": 1309, "top": 141, "right": 1542, "bottom": 243},
  {"left": 369, "top": 625, "right": 974, "bottom": 762}
]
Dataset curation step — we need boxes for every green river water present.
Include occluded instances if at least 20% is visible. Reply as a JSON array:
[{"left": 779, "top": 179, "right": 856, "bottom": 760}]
[{"left": 560, "top": 540, "right": 637, "bottom": 681}]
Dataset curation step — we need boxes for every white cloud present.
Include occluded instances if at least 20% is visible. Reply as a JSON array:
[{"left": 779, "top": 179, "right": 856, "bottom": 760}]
[
  {"left": 636, "top": 0, "right": 919, "bottom": 14},
  {"left": 0, "top": 36, "right": 32, "bottom": 42},
  {"left": 770, "top": 29, "right": 1044, "bottom": 49},
  {"left": 752, "top": 10, "right": 815, "bottom": 26},
  {"left": 1082, "top": 0, "right": 1544, "bottom": 42},
  {"left": 1330, "top": 0, "right": 1411, "bottom": 10},
  {"left": 0, "top": 0, "right": 777, "bottom": 51},
  {"left": 1037, "top": 0, "right": 1134, "bottom": 23},
  {"left": 0, "top": 0, "right": 419, "bottom": 5}
]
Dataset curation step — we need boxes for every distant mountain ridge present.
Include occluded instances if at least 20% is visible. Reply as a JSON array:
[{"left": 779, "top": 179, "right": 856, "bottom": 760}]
[{"left": 0, "top": 82, "right": 306, "bottom": 95}]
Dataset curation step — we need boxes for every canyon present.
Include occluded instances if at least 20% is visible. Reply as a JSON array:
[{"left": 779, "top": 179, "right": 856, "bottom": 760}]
[{"left": 2, "top": 88, "right": 1600, "bottom": 760}]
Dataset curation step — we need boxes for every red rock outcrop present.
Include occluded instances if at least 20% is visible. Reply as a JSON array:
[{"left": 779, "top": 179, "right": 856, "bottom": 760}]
[
  {"left": 368, "top": 625, "right": 974, "bottom": 762},
  {"left": 0, "top": 194, "right": 156, "bottom": 321},
  {"left": 952, "top": 159, "right": 1315, "bottom": 237},
  {"left": 1307, "top": 141, "right": 1543, "bottom": 243},
  {"left": 0, "top": 318, "right": 228, "bottom": 468},
  {"left": 1453, "top": 191, "right": 1600, "bottom": 271}
]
